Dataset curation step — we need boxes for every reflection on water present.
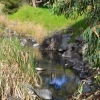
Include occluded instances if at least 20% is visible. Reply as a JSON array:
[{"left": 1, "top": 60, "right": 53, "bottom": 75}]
[
  {"left": 25, "top": 47, "right": 90, "bottom": 99},
  {"left": 49, "top": 73, "right": 67, "bottom": 90},
  {"left": 36, "top": 51, "right": 79, "bottom": 99}
]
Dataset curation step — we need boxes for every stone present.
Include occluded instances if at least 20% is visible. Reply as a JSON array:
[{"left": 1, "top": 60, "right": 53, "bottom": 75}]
[
  {"left": 20, "top": 38, "right": 27, "bottom": 46},
  {"left": 73, "top": 63, "right": 84, "bottom": 72},
  {"left": 58, "top": 43, "right": 68, "bottom": 52},
  {"left": 33, "top": 43, "right": 40, "bottom": 47},
  {"left": 8, "top": 96, "right": 21, "bottom": 100},
  {"left": 68, "top": 43, "right": 73, "bottom": 50},
  {"left": 62, "top": 50, "right": 72, "bottom": 58},
  {"left": 78, "top": 43, "right": 88, "bottom": 55},
  {"left": 79, "top": 71, "right": 88, "bottom": 79},
  {"left": 71, "top": 53, "right": 81, "bottom": 60},
  {"left": 65, "top": 64, "right": 68, "bottom": 67},
  {"left": 23, "top": 83, "right": 52, "bottom": 100},
  {"left": 62, "top": 34, "right": 70, "bottom": 43},
  {"left": 35, "top": 67, "right": 45, "bottom": 71},
  {"left": 67, "top": 59, "right": 77, "bottom": 67},
  {"left": 40, "top": 31, "right": 62, "bottom": 50},
  {"left": 75, "top": 36, "right": 83, "bottom": 42},
  {"left": 82, "top": 78, "right": 92, "bottom": 85},
  {"left": 34, "top": 89, "right": 52, "bottom": 99},
  {"left": 83, "top": 60, "right": 89, "bottom": 66},
  {"left": 83, "top": 83, "right": 91, "bottom": 93}
]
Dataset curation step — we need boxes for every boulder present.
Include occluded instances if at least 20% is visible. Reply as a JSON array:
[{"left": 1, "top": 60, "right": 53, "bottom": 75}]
[
  {"left": 79, "top": 71, "right": 88, "bottom": 79},
  {"left": 34, "top": 89, "right": 52, "bottom": 100},
  {"left": 67, "top": 59, "right": 78, "bottom": 67},
  {"left": 8, "top": 96, "right": 21, "bottom": 100},
  {"left": 62, "top": 50, "right": 72, "bottom": 58},
  {"left": 23, "top": 83, "right": 52, "bottom": 100},
  {"left": 33, "top": 43, "right": 40, "bottom": 48},
  {"left": 73, "top": 62, "right": 84, "bottom": 72},
  {"left": 35, "top": 67, "right": 45, "bottom": 71},
  {"left": 40, "top": 29, "right": 71, "bottom": 51},
  {"left": 75, "top": 36, "right": 84, "bottom": 43},
  {"left": 78, "top": 43, "right": 88, "bottom": 55},
  {"left": 83, "top": 78, "right": 92, "bottom": 85},
  {"left": 20, "top": 36, "right": 38, "bottom": 47},
  {"left": 71, "top": 53, "right": 81, "bottom": 60},
  {"left": 58, "top": 43, "right": 68, "bottom": 52}
]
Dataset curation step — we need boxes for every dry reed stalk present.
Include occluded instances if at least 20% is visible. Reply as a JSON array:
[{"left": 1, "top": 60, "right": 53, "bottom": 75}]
[
  {"left": 0, "top": 39, "right": 42, "bottom": 100},
  {"left": 0, "top": 15, "right": 47, "bottom": 43}
]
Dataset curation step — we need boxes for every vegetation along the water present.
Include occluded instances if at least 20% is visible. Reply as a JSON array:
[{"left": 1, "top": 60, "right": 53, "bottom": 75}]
[{"left": 0, "top": 0, "right": 100, "bottom": 99}]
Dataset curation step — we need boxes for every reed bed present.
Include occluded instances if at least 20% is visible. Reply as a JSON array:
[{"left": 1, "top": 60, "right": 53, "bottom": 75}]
[{"left": 0, "top": 38, "right": 42, "bottom": 100}]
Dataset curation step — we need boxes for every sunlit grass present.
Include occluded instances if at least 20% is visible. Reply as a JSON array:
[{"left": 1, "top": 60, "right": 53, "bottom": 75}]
[{"left": 8, "top": 5, "right": 85, "bottom": 31}]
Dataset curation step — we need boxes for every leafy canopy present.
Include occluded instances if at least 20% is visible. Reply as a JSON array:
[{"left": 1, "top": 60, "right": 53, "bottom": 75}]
[
  {"left": 1, "top": 0, "right": 23, "bottom": 14},
  {"left": 47, "top": 0, "right": 100, "bottom": 67}
]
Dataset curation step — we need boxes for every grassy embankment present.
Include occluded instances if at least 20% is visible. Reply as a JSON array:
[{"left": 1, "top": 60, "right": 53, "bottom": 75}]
[{"left": 0, "top": 4, "right": 88, "bottom": 43}]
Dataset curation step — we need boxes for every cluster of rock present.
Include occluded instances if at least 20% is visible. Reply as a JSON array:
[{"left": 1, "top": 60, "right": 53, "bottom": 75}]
[
  {"left": 62, "top": 37, "right": 91, "bottom": 80},
  {"left": 40, "top": 30, "right": 92, "bottom": 80},
  {"left": 20, "top": 36, "right": 39, "bottom": 47},
  {"left": 40, "top": 27, "right": 73, "bottom": 50},
  {"left": 1, "top": 27, "right": 40, "bottom": 47}
]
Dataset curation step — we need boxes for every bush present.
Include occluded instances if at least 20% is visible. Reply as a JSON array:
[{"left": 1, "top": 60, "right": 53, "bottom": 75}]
[{"left": 2, "top": 0, "right": 23, "bottom": 14}]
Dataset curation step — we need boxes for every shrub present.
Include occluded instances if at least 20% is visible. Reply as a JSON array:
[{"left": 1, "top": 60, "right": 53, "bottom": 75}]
[{"left": 2, "top": 0, "right": 23, "bottom": 14}]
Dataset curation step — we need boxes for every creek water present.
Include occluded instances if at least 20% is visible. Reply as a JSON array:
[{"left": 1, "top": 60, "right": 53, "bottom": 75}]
[{"left": 27, "top": 47, "right": 90, "bottom": 100}]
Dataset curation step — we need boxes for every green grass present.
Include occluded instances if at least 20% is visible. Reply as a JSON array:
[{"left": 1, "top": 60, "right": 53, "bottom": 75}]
[{"left": 8, "top": 5, "right": 86, "bottom": 31}]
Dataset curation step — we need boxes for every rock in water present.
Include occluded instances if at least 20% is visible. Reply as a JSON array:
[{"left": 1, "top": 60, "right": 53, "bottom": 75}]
[
  {"left": 58, "top": 43, "right": 68, "bottom": 52},
  {"left": 62, "top": 50, "right": 72, "bottom": 58},
  {"left": 34, "top": 89, "right": 52, "bottom": 100},
  {"left": 35, "top": 67, "right": 45, "bottom": 71},
  {"left": 33, "top": 43, "right": 40, "bottom": 47},
  {"left": 24, "top": 83, "right": 52, "bottom": 100}
]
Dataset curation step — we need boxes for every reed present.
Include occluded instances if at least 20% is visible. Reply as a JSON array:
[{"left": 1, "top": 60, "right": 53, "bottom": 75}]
[{"left": 0, "top": 38, "right": 42, "bottom": 99}]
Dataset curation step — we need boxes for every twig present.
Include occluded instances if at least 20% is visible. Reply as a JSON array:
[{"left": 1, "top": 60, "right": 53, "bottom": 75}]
[{"left": 92, "top": 27, "right": 99, "bottom": 38}]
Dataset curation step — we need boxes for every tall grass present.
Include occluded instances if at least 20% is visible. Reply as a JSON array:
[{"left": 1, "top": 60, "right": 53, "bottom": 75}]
[
  {"left": 0, "top": 38, "right": 42, "bottom": 99},
  {"left": 0, "top": 15, "right": 46, "bottom": 43}
]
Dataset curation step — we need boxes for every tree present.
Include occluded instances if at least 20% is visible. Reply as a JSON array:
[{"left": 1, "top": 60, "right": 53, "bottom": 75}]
[
  {"left": 47, "top": 0, "right": 100, "bottom": 68},
  {"left": 2, "top": 0, "right": 23, "bottom": 14}
]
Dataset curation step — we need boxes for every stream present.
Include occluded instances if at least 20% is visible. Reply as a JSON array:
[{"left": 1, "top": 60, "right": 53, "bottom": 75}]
[{"left": 27, "top": 47, "right": 90, "bottom": 100}]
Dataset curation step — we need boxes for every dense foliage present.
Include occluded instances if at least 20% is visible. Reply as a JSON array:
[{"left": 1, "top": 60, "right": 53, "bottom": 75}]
[
  {"left": 83, "top": 25, "right": 100, "bottom": 68},
  {"left": 47, "top": 0, "right": 100, "bottom": 68},
  {"left": 1, "top": 0, "right": 23, "bottom": 14},
  {"left": 47, "top": 0, "right": 100, "bottom": 25}
]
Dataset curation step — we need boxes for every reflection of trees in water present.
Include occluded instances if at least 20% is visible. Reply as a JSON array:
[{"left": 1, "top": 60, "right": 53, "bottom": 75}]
[
  {"left": 40, "top": 51, "right": 66, "bottom": 66},
  {"left": 40, "top": 51, "right": 59, "bottom": 63},
  {"left": 38, "top": 51, "right": 79, "bottom": 98}
]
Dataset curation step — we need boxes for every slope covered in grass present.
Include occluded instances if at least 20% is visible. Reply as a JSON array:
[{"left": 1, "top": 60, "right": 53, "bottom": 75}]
[{"left": 8, "top": 5, "right": 86, "bottom": 31}]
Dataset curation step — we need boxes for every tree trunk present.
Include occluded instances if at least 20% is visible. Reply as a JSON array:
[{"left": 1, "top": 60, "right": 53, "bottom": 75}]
[{"left": 32, "top": 0, "right": 36, "bottom": 8}]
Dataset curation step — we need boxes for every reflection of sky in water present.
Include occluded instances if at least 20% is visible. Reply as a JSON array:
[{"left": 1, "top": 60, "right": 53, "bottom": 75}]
[
  {"left": 45, "top": 74, "right": 69, "bottom": 90},
  {"left": 50, "top": 75, "right": 67, "bottom": 90}
]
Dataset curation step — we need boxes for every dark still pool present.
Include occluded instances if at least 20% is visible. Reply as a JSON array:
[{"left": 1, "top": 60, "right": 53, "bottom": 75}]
[{"left": 35, "top": 51, "right": 80, "bottom": 100}]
